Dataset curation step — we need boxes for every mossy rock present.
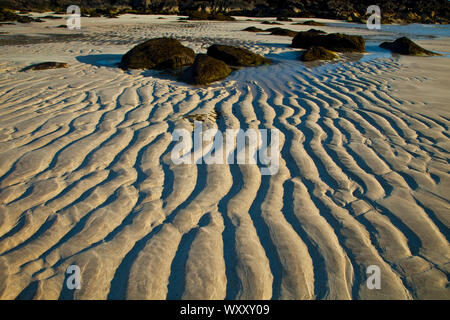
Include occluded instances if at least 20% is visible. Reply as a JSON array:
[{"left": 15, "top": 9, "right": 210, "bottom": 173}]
[
  {"left": 207, "top": 44, "right": 273, "bottom": 67},
  {"left": 380, "top": 37, "right": 440, "bottom": 56},
  {"left": 292, "top": 31, "right": 365, "bottom": 52},
  {"left": 300, "top": 46, "right": 339, "bottom": 62},
  {"left": 180, "top": 54, "right": 231, "bottom": 85},
  {"left": 120, "top": 38, "right": 195, "bottom": 70},
  {"left": 21, "top": 62, "right": 68, "bottom": 71}
]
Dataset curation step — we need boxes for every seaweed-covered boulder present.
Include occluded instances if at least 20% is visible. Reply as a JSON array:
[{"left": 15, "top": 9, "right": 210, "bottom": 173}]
[
  {"left": 269, "top": 27, "right": 298, "bottom": 37},
  {"left": 292, "top": 32, "right": 365, "bottom": 52},
  {"left": 300, "top": 46, "right": 339, "bottom": 62},
  {"left": 119, "top": 38, "right": 195, "bottom": 70},
  {"left": 243, "top": 26, "right": 264, "bottom": 32},
  {"left": 180, "top": 54, "right": 231, "bottom": 85},
  {"left": 21, "top": 62, "right": 68, "bottom": 71},
  {"left": 380, "top": 37, "right": 440, "bottom": 56},
  {"left": 207, "top": 44, "right": 272, "bottom": 67}
]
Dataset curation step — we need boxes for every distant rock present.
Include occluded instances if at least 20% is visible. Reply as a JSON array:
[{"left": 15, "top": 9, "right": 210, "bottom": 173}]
[
  {"left": 187, "top": 12, "right": 235, "bottom": 21},
  {"left": 41, "top": 15, "right": 64, "bottom": 20},
  {"left": 347, "top": 12, "right": 366, "bottom": 24},
  {"left": 293, "top": 20, "right": 326, "bottom": 26},
  {"left": 268, "top": 27, "right": 298, "bottom": 37},
  {"left": 0, "top": 8, "right": 41, "bottom": 23},
  {"left": 300, "top": 46, "right": 339, "bottom": 62},
  {"left": 243, "top": 26, "right": 264, "bottom": 32},
  {"left": 380, "top": 37, "right": 440, "bottom": 56},
  {"left": 207, "top": 44, "right": 272, "bottom": 67},
  {"left": 261, "top": 21, "right": 282, "bottom": 25},
  {"left": 292, "top": 31, "right": 365, "bottom": 52},
  {"left": 21, "top": 62, "right": 68, "bottom": 71},
  {"left": 306, "top": 28, "right": 327, "bottom": 34},
  {"left": 180, "top": 54, "right": 231, "bottom": 85},
  {"left": 277, "top": 17, "right": 293, "bottom": 22},
  {"left": 119, "top": 38, "right": 195, "bottom": 70}
]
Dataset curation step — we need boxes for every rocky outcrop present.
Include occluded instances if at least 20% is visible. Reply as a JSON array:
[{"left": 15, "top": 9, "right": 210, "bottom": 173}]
[
  {"left": 292, "top": 31, "right": 365, "bottom": 52},
  {"left": 1, "top": 1, "right": 448, "bottom": 25},
  {"left": 207, "top": 44, "right": 272, "bottom": 67},
  {"left": 180, "top": 54, "right": 231, "bottom": 85},
  {"left": 0, "top": 8, "right": 41, "bottom": 23},
  {"left": 119, "top": 38, "right": 195, "bottom": 70},
  {"left": 380, "top": 37, "right": 441, "bottom": 56},
  {"left": 21, "top": 62, "right": 68, "bottom": 71},
  {"left": 300, "top": 46, "right": 339, "bottom": 61}
]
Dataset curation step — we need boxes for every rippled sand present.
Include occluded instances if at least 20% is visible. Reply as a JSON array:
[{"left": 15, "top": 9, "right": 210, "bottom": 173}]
[{"left": 0, "top": 15, "right": 449, "bottom": 300}]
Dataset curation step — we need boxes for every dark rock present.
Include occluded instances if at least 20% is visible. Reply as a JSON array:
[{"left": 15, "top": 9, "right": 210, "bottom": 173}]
[
  {"left": 41, "top": 15, "right": 64, "bottom": 20},
  {"left": 120, "top": 38, "right": 195, "bottom": 70},
  {"left": 243, "top": 26, "right": 264, "bottom": 32},
  {"left": 21, "top": 62, "right": 68, "bottom": 71},
  {"left": 293, "top": 20, "right": 326, "bottom": 26},
  {"left": 0, "top": 8, "right": 42, "bottom": 23},
  {"left": 347, "top": 12, "right": 366, "bottom": 24},
  {"left": 307, "top": 28, "right": 327, "bottom": 34},
  {"left": 300, "top": 46, "right": 339, "bottom": 62},
  {"left": 261, "top": 21, "right": 282, "bottom": 25},
  {"left": 180, "top": 54, "right": 231, "bottom": 85},
  {"left": 207, "top": 44, "right": 272, "bottom": 67},
  {"left": 277, "top": 17, "right": 293, "bottom": 22},
  {"left": 269, "top": 27, "right": 298, "bottom": 37},
  {"left": 187, "top": 11, "right": 235, "bottom": 21},
  {"left": 292, "top": 31, "right": 365, "bottom": 52},
  {"left": 380, "top": 37, "right": 440, "bottom": 56}
]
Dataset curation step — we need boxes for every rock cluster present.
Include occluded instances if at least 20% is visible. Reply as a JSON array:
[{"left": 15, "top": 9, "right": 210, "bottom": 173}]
[{"left": 120, "top": 38, "right": 272, "bottom": 85}]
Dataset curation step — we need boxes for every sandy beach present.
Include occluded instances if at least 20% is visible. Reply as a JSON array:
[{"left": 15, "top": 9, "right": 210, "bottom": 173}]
[{"left": 0, "top": 14, "right": 449, "bottom": 300}]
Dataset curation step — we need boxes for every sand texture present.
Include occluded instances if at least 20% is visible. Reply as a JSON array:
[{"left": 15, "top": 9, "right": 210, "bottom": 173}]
[{"left": 0, "top": 15, "right": 449, "bottom": 300}]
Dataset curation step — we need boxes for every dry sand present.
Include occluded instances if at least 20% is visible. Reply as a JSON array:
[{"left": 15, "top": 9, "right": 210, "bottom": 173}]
[{"left": 0, "top": 15, "right": 449, "bottom": 300}]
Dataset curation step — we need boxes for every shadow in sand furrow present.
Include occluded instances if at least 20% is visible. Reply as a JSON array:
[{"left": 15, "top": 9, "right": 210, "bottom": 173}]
[
  {"left": 16, "top": 281, "right": 39, "bottom": 300},
  {"left": 246, "top": 173, "right": 284, "bottom": 300},
  {"left": 0, "top": 215, "right": 56, "bottom": 257},
  {"left": 166, "top": 214, "right": 210, "bottom": 299},
  {"left": 412, "top": 197, "right": 450, "bottom": 243},
  {"left": 217, "top": 165, "right": 244, "bottom": 300},
  {"left": 261, "top": 87, "right": 337, "bottom": 299},
  {"left": 40, "top": 190, "right": 121, "bottom": 269},
  {"left": 299, "top": 178, "right": 364, "bottom": 299},
  {"left": 245, "top": 78, "right": 328, "bottom": 299},
  {"left": 0, "top": 214, "right": 27, "bottom": 248}
]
